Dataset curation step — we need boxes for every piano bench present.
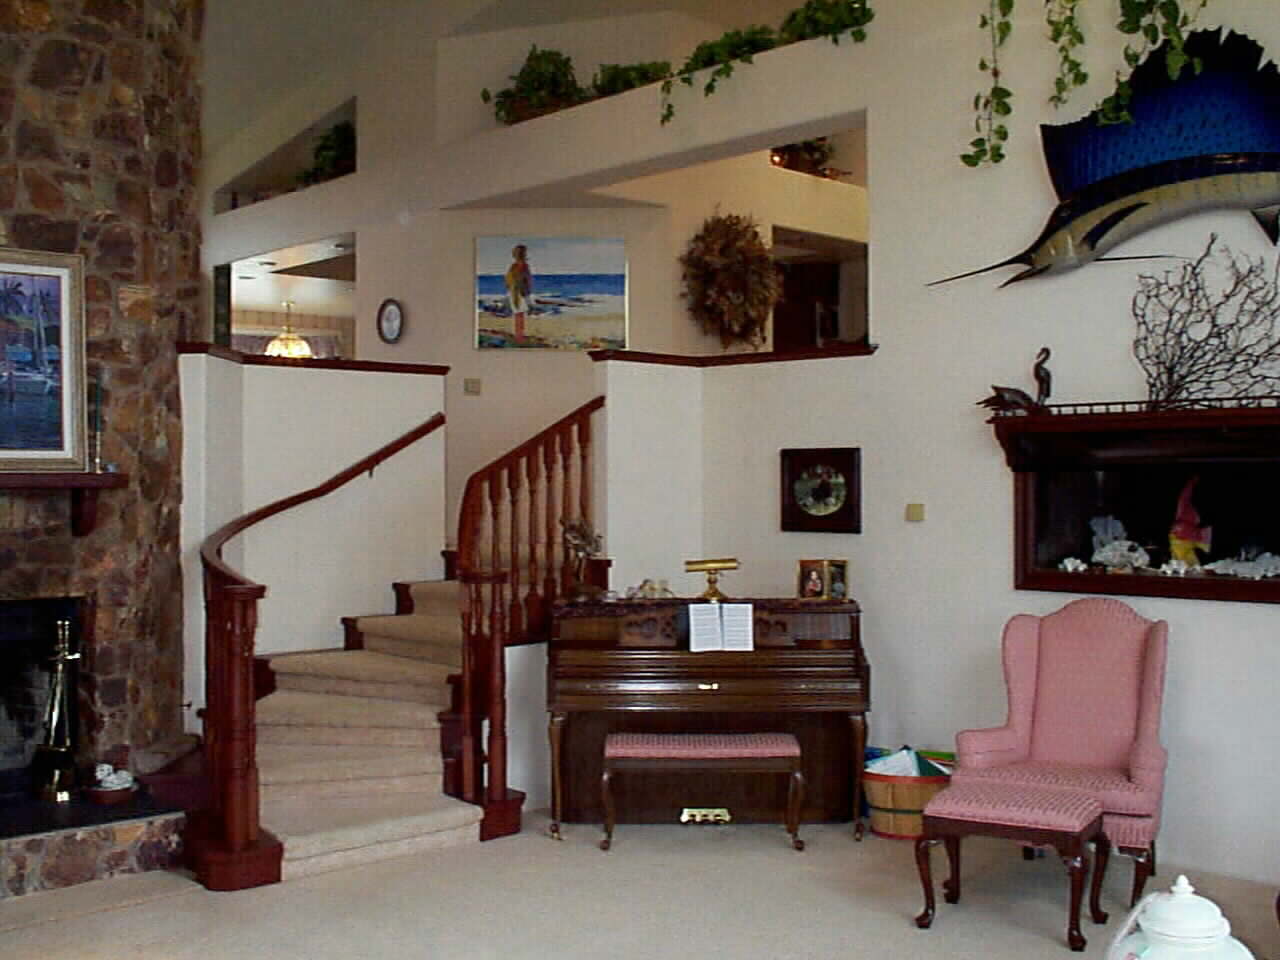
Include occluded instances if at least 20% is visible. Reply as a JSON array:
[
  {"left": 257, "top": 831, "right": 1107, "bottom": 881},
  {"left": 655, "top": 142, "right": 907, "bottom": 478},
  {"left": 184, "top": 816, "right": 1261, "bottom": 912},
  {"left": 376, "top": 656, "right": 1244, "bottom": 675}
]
[{"left": 599, "top": 732, "right": 805, "bottom": 851}]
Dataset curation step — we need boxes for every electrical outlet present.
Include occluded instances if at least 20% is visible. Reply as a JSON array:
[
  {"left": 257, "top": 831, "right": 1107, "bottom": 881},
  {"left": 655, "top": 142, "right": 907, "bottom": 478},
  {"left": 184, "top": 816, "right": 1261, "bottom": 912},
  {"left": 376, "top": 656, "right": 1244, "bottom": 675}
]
[{"left": 463, "top": 378, "right": 482, "bottom": 396}]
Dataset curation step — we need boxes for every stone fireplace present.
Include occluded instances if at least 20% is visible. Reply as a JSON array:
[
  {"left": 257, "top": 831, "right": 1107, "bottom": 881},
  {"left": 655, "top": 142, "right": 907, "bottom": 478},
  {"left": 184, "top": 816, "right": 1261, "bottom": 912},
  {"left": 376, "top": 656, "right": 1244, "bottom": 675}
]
[
  {"left": 1, "top": 1, "right": 203, "bottom": 775},
  {"left": 0, "top": 0, "right": 202, "bottom": 897}
]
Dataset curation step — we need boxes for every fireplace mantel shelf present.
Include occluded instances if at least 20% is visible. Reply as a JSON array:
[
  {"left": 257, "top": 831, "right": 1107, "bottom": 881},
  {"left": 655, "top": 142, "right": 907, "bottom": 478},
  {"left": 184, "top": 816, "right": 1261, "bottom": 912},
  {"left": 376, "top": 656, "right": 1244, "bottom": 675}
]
[{"left": 0, "top": 473, "right": 129, "bottom": 536}]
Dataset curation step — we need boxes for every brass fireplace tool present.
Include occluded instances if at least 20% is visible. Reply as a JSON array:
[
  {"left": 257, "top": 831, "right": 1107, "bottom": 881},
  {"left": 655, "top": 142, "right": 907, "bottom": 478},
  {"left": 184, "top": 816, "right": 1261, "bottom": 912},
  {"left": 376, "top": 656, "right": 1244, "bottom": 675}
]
[{"left": 31, "top": 620, "right": 80, "bottom": 802}]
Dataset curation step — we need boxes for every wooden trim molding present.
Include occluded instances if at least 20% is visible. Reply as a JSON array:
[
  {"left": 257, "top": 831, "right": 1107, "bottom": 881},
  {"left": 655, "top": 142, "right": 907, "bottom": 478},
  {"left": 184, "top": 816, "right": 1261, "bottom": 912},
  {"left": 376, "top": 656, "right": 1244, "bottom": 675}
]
[
  {"left": 589, "top": 343, "right": 877, "bottom": 367},
  {"left": 177, "top": 341, "right": 448, "bottom": 376}
]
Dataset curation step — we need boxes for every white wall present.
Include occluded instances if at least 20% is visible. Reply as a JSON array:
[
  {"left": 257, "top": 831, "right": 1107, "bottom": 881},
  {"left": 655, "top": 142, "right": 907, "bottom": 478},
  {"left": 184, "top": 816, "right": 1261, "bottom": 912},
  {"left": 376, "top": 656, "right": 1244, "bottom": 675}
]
[
  {"left": 179, "top": 355, "right": 448, "bottom": 722},
  {"left": 198, "top": 0, "right": 1280, "bottom": 882},
  {"left": 591, "top": 2, "right": 1280, "bottom": 885}
]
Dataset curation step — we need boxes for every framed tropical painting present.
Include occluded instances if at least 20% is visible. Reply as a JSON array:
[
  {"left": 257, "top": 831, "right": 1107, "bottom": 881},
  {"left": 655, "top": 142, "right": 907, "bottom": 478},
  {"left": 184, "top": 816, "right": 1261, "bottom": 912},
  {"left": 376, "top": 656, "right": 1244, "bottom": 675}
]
[
  {"left": 475, "top": 236, "right": 627, "bottom": 350},
  {"left": 0, "top": 248, "right": 87, "bottom": 472}
]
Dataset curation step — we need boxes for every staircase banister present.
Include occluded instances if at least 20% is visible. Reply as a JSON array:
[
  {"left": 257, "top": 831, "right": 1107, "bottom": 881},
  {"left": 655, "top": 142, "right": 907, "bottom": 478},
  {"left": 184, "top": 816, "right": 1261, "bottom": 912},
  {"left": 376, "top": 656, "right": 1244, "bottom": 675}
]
[
  {"left": 193, "top": 410, "right": 446, "bottom": 891},
  {"left": 457, "top": 396, "right": 604, "bottom": 559}
]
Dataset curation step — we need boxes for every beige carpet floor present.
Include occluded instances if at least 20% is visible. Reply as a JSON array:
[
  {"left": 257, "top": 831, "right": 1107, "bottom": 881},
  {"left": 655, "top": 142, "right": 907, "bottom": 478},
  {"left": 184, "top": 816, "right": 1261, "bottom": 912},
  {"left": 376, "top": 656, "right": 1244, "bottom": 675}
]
[{"left": 2, "top": 810, "right": 1276, "bottom": 960}]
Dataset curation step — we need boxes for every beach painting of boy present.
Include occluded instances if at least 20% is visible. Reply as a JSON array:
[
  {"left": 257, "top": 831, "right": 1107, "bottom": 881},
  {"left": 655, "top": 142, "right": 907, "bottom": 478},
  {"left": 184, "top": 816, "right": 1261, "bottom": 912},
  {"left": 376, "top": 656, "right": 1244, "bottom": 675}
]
[{"left": 475, "top": 236, "right": 627, "bottom": 350}]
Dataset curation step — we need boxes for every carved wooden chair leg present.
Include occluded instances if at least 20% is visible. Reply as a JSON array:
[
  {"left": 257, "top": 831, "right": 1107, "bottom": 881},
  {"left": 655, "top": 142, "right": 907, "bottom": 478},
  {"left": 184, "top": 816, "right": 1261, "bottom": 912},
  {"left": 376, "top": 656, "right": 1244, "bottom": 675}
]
[
  {"left": 915, "top": 836, "right": 938, "bottom": 929},
  {"left": 786, "top": 765, "right": 806, "bottom": 851},
  {"left": 1061, "top": 846, "right": 1088, "bottom": 952},
  {"left": 1129, "top": 845, "right": 1155, "bottom": 906},
  {"left": 599, "top": 766, "right": 615, "bottom": 851},
  {"left": 1089, "top": 832, "right": 1110, "bottom": 925},
  {"left": 942, "top": 835, "right": 962, "bottom": 904}
]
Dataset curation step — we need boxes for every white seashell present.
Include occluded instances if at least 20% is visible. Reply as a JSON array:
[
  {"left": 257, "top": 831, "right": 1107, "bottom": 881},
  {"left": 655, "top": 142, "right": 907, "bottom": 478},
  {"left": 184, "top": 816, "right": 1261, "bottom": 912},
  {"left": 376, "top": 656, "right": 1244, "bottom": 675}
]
[
  {"left": 1092, "top": 539, "right": 1150, "bottom": 569},
  {"left": 1059, "top": 557, "right": 1087, "bottom": 573}
]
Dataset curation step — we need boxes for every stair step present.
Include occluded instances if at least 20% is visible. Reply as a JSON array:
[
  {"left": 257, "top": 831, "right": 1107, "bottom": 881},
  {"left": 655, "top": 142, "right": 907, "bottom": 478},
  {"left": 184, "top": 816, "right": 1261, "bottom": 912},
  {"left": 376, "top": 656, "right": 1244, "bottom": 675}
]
[
  {"left": 401, "top": 580, "right": 461, "bottom": 617},
  {"left": 269, "top": 650, "right": 453, "bottom": 686},
  {"left": 263, "top": 792, "right": 480, "bottom": 863},
  {"left": 261, "top": 773, "right": 444, "bottom": 802},
  {"left": 257, "top": 688, "right": 438, "bottom": 747},
  {"left": 274, "top": 674, "right": 448, "bottom": 705},
  {"left": 357, "top": 612, "right": 462, "bottom": 646},
  {"left": 364, "top": 635, "right": 462, "bottom": 669},
  {"left": 257, "top": 689, "right": 440, "bottom": 731},
  {"left": 257, "top": 745, "right": 442, "bottom": 786}
]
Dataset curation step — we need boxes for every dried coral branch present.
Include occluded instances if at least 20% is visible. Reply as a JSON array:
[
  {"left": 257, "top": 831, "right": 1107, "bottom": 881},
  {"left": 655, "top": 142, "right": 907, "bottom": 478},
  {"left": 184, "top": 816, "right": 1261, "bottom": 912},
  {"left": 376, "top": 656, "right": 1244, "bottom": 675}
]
[{"left": 1132, "top": 235, "right": 1280, "bottom": 408}]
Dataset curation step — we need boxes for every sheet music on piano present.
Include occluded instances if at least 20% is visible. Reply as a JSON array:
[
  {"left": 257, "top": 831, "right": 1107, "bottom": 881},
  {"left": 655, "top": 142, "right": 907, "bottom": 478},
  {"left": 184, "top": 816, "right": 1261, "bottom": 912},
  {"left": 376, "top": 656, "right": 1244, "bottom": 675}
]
[{"left": 689, "top": 602, "right": 754, "bottom": 651}]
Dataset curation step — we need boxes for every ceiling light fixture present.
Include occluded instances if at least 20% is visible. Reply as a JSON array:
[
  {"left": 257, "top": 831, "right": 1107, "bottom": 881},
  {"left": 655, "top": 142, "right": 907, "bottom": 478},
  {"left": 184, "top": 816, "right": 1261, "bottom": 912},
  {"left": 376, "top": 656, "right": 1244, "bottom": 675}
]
[{"left": 264, "top": 301, "right": 313, "bottom": 359}]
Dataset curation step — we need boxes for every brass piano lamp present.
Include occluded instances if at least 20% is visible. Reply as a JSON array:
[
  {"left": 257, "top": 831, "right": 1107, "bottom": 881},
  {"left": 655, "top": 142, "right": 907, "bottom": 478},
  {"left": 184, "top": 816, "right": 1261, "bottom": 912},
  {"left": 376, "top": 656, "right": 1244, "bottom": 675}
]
[{"left": 684, "top": 557, "right": 739, "bottom": 602}]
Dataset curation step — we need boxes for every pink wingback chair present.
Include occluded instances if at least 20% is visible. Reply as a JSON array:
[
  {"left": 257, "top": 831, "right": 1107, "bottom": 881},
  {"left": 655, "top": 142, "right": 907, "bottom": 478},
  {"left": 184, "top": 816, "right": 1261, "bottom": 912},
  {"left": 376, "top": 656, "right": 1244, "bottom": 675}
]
[{"left": 950, "top": 597, "right": 1168, "bottom": 906}]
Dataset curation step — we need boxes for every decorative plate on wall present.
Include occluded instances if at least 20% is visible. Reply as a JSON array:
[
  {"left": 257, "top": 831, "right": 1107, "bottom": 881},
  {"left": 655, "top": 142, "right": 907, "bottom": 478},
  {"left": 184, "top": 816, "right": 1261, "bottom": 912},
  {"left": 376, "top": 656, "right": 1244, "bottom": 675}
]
[{"left": 780, "top": 447, "right": 861, "bottom": 533}]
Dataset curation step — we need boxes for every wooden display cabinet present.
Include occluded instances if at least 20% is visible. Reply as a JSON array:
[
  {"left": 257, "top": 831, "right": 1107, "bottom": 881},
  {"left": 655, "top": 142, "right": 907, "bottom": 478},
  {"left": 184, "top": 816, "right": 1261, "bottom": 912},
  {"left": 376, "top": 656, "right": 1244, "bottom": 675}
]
[{"left": 991, "top": 402, "right": 1280, "bottom": 605}]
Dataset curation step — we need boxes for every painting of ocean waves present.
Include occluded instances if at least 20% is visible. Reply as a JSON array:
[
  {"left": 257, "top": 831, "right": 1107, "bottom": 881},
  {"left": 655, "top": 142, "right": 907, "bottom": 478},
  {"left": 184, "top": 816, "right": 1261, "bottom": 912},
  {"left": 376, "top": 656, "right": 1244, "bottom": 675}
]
[{"left": 476, "top": 237, "right": 627, "bottom": 350}]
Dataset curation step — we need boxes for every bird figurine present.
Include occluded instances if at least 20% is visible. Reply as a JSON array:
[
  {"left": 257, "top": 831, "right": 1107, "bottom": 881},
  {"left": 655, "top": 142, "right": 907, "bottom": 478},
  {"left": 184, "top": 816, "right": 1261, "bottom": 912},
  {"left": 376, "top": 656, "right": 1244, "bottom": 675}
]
[{"left": 976, "top": 347, "right": 1052, "bottom": 413}]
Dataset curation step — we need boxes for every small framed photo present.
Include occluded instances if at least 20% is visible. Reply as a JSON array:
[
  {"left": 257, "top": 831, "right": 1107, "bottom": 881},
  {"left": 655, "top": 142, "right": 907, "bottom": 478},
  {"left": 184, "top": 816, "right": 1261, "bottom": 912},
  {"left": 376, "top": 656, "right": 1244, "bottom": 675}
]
[
  {"left": 825, "top": 559, "right": 849, "bottom": 601},
  {"left": 781, "top": 447, "right": 861, "bottom": 533},
  {"left": 0, "top": 248, "right": 87, "bottom": 472},
  {"left": 797, "top": 559, "right": 828, "bottom": 599}
]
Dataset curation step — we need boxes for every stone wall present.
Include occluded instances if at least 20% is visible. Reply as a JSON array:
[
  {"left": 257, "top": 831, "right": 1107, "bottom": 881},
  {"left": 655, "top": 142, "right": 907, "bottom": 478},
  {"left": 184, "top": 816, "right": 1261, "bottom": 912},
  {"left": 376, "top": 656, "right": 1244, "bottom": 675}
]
[
  {"left": 1, "top": 811, "right": 183, "bottom": 897},
  {"left": 0, "top": 0, "right": 202, "bottom": 767}
]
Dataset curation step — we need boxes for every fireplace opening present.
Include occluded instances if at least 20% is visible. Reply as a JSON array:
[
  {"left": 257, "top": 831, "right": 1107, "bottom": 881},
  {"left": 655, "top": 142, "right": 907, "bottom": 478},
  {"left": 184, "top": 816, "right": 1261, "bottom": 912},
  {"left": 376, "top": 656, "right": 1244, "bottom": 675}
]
[{"left": 0, "top": 596, "right": 83, "bottom": 805}]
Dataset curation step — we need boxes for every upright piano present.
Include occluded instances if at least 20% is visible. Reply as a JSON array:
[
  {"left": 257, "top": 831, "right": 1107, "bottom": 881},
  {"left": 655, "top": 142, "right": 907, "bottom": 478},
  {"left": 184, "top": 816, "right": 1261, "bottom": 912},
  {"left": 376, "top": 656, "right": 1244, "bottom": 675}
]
[{"left": 547, "top": 597, "right": 870, "bottom": 838}]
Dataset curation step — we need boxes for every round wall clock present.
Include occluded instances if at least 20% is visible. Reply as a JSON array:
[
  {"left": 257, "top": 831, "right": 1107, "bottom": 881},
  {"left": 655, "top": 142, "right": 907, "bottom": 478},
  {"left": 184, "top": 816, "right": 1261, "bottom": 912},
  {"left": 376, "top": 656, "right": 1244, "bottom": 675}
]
[{"left": 376, "top": 298, "right": 404, "bottom": 344}]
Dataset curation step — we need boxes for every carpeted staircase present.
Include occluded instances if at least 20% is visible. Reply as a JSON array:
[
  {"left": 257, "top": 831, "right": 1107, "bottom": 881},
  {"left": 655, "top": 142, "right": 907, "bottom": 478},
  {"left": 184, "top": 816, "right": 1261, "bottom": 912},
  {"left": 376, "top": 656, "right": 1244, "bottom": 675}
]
[{"left": 254, "top": 580, "right": 482, "bottom": 880}]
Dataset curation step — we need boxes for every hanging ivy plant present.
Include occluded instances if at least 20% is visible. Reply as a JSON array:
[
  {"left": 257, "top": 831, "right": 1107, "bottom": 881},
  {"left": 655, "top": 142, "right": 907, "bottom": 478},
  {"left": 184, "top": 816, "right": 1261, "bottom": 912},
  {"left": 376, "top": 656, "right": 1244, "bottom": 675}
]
[
  {"left": 660, "top": 26, "right": 777, "bottom": 124},
  {"left": 1046, "top": 0, "right": 1088, "bottom": 107},
  {"left": 962, "top": 0, "right": 1015, "bottom": 167},
  {"left": 1097, "top": 0, "right": 1208, "bottom": 124},
  {"left": 779, "top": 0, "right": 875, "bottom": 45},
  {"left": 679, "top": 212, "right": 782, "bottom": 349},
  {"left": 961, "top": 0, "right": 1211, "bottom": 165}
]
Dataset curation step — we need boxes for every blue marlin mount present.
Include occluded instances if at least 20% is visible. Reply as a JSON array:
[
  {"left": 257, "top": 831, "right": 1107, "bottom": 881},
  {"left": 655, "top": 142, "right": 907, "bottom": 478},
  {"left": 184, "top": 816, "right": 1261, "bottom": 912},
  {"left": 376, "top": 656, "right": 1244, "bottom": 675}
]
[{"left": 933, "top": 29, "right": 1280, "bottom": 288}]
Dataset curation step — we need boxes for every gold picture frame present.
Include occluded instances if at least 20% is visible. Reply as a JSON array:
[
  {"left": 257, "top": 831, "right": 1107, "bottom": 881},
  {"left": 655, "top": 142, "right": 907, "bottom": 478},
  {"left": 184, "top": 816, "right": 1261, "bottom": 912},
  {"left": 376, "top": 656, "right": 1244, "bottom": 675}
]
[{"left": 796, "top": 558, "right": 850, "bottom": 601}]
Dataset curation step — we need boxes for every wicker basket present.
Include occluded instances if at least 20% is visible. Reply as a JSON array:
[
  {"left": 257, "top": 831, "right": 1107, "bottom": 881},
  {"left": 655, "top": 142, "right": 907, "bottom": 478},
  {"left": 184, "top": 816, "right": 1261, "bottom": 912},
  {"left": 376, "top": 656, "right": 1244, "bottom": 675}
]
[{"left": 863, "top": 771, "right": 950, "bottom": 839}]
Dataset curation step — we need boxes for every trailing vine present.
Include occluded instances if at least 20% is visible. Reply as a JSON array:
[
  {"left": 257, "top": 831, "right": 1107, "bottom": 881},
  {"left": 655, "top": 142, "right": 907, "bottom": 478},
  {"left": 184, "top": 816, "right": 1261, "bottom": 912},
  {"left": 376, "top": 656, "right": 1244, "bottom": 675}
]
[
  {"left": 660, "top": 26, "right": 778, "bottom": 125},
  {"left": 961, "top": 0, "right": 1015, "bottom": 167},
  {"left": 962, "top": 0, "right": 1211, "bottom": 165},
  {"left": 1097, "top": 0, "right": 1208, "bottom": 124},
  {"left": 1046, "top": 0, "right": 1087, "bottom": 107}
]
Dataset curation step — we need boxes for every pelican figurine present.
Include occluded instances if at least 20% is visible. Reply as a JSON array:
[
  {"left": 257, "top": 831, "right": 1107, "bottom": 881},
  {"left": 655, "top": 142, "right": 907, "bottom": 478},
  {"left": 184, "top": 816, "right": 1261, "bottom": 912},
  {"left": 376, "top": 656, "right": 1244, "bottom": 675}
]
[{"left": 977, "top": 347, "right": 1052, "bottom": 413}]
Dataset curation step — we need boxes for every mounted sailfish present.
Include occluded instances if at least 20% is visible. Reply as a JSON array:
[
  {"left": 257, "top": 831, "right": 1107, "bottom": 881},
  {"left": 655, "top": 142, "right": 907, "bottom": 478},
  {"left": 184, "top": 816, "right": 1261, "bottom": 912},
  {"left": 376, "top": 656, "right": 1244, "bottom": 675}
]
[{"left": 932, "top": 29, "right": 1280, "bottom": 287}]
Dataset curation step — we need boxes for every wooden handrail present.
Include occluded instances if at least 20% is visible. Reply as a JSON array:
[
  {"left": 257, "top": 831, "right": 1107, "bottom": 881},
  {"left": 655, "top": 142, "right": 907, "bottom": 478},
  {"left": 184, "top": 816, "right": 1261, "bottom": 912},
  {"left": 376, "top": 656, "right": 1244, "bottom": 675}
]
[
  {"left": 193, "top": 412, "right": 445, "bottom": 890},
  {"left": 453, "top": 396, "right": 605, "bottom": 839}
]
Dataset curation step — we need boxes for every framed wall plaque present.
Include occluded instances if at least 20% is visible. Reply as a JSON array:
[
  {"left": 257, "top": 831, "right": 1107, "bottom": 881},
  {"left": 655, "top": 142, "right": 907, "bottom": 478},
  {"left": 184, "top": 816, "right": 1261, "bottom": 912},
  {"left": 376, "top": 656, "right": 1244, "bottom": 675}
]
[
  {"left": 780, "top": 447, "right": 861, "bottom": 533},
  {"left": 0, "top": 248, "right": 87, "bottom": 472}
]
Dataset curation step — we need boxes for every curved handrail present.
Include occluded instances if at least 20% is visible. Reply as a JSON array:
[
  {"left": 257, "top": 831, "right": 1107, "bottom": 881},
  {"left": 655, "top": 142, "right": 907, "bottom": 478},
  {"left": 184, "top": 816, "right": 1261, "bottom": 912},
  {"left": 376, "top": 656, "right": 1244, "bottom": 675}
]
[{"left": 194, "top": 411, "right": 445, "bottom": 889}]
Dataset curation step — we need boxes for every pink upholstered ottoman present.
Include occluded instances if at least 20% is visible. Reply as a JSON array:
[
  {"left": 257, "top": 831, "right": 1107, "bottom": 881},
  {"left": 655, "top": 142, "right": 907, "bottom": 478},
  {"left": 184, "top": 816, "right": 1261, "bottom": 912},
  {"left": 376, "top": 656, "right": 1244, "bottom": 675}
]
[
  {"left": 914, "top": 782, "right": 1110, "bottom": 952},
  {"left": 600, "top": 732, "right": 805, "bottom": 851}
]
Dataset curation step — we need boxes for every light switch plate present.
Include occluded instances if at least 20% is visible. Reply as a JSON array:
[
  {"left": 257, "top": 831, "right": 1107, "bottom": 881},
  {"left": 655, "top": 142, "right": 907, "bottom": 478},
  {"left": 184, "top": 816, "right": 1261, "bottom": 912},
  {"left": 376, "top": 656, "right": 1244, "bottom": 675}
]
[
  {"left": 905, "top": 503, "right": 926, "bottom": 522},
  {"left": 463, "top": 378, "right": 482, "bottom": 395}
]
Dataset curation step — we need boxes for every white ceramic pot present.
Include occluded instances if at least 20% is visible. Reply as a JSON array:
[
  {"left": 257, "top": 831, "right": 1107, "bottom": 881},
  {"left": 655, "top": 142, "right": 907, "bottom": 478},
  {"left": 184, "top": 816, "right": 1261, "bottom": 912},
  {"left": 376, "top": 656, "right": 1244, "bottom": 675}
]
[{"left": 1107, "top": 876, "right": 1255, "bottom": 960}]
